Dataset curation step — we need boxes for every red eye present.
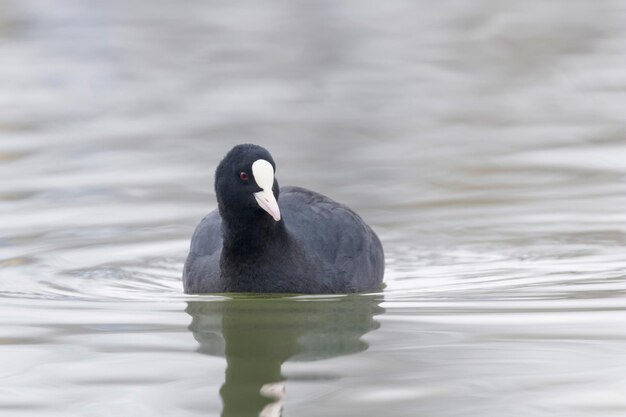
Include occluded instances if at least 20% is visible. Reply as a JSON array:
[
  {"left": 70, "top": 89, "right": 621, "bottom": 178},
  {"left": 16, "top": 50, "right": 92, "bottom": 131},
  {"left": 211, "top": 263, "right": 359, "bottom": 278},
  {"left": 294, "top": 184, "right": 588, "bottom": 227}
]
[{"left": 239, "top": 172, "right": 249, "bottom": 181}]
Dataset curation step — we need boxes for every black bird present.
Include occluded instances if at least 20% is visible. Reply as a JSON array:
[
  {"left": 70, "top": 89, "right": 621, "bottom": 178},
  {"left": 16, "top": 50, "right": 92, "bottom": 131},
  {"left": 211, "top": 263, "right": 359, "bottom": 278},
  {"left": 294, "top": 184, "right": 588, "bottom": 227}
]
[{"left": 183, "top": 144, "right": 384, "bottom": 294}]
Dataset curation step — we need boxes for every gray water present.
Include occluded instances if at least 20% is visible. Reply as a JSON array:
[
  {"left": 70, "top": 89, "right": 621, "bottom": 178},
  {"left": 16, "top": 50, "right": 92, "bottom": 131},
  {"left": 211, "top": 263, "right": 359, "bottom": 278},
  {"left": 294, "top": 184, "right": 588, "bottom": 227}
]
[{"left": 1, "top": 1, "right": 626, "bottom": 416}]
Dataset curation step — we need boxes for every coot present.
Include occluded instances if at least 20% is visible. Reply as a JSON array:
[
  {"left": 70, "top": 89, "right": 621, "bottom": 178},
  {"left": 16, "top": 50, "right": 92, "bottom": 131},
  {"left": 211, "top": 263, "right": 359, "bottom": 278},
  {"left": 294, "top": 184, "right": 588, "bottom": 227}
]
[{"left": 183, "top": 144, "right": 384, "bottom": 294}]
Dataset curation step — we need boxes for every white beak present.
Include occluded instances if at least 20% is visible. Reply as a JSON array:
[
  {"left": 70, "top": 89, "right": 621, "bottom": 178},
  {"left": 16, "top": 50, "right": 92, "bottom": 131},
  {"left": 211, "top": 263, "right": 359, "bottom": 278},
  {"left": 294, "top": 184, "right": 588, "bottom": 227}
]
[
  {"left": 252, "top": 159, "right": 281, "bottom": 222},
  {"left": 254, "top": 189, "right": 281, "bottom": 222}
]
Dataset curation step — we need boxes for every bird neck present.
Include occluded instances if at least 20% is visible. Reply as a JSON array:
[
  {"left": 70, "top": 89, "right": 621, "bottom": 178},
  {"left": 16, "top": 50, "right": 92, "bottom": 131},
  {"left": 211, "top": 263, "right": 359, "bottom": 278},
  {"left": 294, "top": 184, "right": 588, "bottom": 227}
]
[{"left": 220, "top": 211, "right": 288, "bottom": 257}]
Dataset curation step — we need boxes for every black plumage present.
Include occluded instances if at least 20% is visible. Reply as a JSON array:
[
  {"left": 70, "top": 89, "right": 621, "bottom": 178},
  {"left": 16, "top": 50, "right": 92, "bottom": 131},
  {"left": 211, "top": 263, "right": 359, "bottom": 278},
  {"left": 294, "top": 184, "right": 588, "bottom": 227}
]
[{"left": 183, "top": 144, "right": 384, "bottom": 294}]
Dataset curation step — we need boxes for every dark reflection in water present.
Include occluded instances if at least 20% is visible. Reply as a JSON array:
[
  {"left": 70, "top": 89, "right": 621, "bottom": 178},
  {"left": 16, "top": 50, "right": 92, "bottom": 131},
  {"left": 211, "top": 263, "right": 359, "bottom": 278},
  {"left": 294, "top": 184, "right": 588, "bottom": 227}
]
[{"left": 186, "top": 295, "right": 384, "bottom": 417}]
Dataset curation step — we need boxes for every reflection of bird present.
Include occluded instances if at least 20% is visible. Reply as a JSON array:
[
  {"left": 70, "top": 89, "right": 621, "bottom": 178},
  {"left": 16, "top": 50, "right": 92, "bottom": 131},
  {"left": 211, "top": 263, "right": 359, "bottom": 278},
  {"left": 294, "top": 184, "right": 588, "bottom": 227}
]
[
  {"left": 183, "top": 144, "right": 385, "bottom": 294},
  {"left": 186, "top": 295, "right": 384, "bottom": 417}
]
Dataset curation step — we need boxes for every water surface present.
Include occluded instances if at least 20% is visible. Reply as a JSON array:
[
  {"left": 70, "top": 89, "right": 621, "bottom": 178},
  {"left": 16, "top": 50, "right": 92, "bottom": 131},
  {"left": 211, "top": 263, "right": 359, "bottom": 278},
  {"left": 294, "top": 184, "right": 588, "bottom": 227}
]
[{"left": 1, "top": 1, "right": 626, "bottom": 416}]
